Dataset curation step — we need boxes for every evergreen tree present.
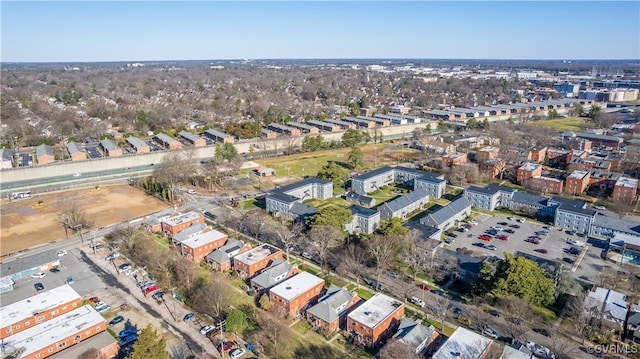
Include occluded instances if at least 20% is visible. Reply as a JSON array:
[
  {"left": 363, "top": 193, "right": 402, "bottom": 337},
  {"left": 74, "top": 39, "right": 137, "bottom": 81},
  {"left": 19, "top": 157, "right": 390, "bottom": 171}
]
[{"left": 130, "top": 325, "right": 167, "bottom": 359}]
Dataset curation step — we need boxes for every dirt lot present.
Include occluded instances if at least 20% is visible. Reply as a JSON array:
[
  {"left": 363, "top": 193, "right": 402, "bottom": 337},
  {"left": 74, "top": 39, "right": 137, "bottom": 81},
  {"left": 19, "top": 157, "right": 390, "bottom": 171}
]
[{"left": 1, "top": 185, "right": 167, "bottom": 256}]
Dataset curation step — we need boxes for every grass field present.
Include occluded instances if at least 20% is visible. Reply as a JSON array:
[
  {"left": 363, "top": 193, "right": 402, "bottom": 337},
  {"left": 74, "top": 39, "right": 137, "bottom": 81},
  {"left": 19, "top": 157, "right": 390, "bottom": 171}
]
[{"left": 525, "top": 117, "right": 592, "bottom": 131}]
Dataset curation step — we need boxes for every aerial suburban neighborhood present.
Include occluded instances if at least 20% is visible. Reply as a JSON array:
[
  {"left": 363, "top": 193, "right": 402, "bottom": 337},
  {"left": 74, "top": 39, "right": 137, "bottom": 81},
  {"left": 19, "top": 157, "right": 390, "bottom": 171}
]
[{"left": 1, "top": 2, "right": 640, "bottom": 359}]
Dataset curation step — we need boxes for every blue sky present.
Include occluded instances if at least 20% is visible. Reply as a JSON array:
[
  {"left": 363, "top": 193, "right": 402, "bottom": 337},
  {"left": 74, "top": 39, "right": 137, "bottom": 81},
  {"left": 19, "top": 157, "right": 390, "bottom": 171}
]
[{"left": 2, "top": 1, "right": 639, "bottom": 62}]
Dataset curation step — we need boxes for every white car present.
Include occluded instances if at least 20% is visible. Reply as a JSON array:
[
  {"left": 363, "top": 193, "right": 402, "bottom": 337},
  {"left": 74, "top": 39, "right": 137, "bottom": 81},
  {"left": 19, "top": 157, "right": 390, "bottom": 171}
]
[
  {"left": 483, "top": 327, "right": 499, "bottom": 339},
  {"left": 595, "top": 205, "right": 606, "bottom": 210},
  {"left": 408, "top": 296, "right": 425, "bottom": 307},
  {"left": 468, "top": 220, "right": 478, "bottom": 225},
  {"left": 31, "top": 272, "right": 46, "bottom": 278},
  {"left": 57, "top": 250, "right": 68, "bottom": 257},
  {"left": 517, "top": 218, "right": 526, "bottom": 223},
  {"left": 187, "top": 189, "right": 197, "bottom": 194},
  {"left": 200, "top": 325, "right": 215, "bottom": 335},
  {"left": 567, "top": 239, "right": 585, "bottom": 247},
  {"left": 230, "top": 348, "right": 246, "bottom": 359}
]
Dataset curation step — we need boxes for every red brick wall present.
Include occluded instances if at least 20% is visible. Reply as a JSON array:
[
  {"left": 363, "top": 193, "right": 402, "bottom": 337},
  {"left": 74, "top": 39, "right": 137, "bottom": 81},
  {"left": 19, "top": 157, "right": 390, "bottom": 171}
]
[
  {"left": 1, "top": 299, "right": 82, "bottom": 339},
  {"left": 22, "top": 322, "right": 107, "bottom": 359}
]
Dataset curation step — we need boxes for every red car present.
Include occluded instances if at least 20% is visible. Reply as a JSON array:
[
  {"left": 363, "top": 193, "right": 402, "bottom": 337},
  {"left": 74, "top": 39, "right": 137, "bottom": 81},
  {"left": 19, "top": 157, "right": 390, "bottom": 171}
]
[
  {"left": 417, "top": 284, "right": 430, "bottom": 291},
  {"left": 89, "top": 296, "right": 100, "bottom": 303},
  {"left": 479, "top": 235, "right": 492, "bottom": 241},
  {"left": 534, "top": 248, "right": 548, "bottom": 254},
  {"left": 218, "top": 341, "right": 235, "bottom": 352},
  {"left": 496, "top": 235, "right": 509, "bottom": 241}
]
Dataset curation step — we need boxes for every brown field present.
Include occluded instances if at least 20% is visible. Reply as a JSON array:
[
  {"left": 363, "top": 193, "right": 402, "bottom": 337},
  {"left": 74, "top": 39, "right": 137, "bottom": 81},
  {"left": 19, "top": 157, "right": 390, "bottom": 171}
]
[{"left": 1, "top": 185, "right": 167, "bottom": 256}]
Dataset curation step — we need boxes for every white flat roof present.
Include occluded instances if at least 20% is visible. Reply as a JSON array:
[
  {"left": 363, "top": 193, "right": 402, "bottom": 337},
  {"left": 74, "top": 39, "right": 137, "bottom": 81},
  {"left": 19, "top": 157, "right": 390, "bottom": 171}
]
[
  {"left": 616, "top": 177, "right": 638, "bottom": 188},
  {"left": 3, "top": 305, "right": 105, "bottom": 358},
  {"left": 348, "top": 293, "right": 404, "bottom": 329},
  {"left": 162, "top": 211, "right": 202, "bottom": 226},
  {"left": 432, "top": 327, "right": 492, "bottom": 359},
  {"left": 1, "top": 284, "right": 81, "bottom": 326},
  {"left": 234, "top": 244, "right": 281, "bottom": 265},
  {"left": 269, "top": 272, "right": 324, "bottom": 301},
  {"left": 568, "top": 170, "right": 590, "bottom": 179},
  {"left": 181, "top": 229, "right": 227, "bottom": 248}
]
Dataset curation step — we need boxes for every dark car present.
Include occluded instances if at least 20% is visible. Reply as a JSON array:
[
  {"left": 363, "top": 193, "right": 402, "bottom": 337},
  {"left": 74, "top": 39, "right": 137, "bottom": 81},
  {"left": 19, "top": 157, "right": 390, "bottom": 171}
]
[
  {"left": 119, "top": 328, "right": 138, "bottom": 338},
  {"left": 486, "top": 309, "right": 501, "bottom": 317},
  {"left": 109, "top": 316, "right": 125, "bottom": 325},
  {"left": 151, "top": 291, "right": 165, "bottom": 300},
  {"left": 533, "top": 328, "right": 551, "bottom": 337},
  {"left": 534, "top": 248, "right": 549, "bottom": 254},
  {"left": 50, "top": 267, "right": 61, "bottom": 273},
  {"left": 183, "top": 313, "right": 195, "bottom": 323},
  {"left": 504, "top": 229, "right": 515, "bottom": 234},
  {"left": 473, "top": 242, "right": 485, "bottom": 248},
  {"left": 34, "top": 282, "right": 44, "bottom": 291},
  {"left": 510, "top": 224, "right": 520, "bottom": 229},
  {"left": 563, "top": 257, "right": 576, "bottom": 264},
  {"left": 497, "top": 222, "right": 508, "bottom": 226},
  {"left": 431, "top": 289, "right": 448, "bottom": 297}
]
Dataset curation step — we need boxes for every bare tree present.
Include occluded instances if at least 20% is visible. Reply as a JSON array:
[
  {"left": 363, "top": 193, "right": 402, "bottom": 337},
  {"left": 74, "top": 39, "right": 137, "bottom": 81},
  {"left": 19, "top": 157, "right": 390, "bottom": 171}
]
[
  {"left": 367, "top": 234, "right": 400, "bottom": 288},
  {"left": 154, "top": 150, "right": 198, "bottom": 203},
  {"left": 500, "top": 296, "right": 535, "bottom": 344},
  {"left": 255, "top": 312, "right": 292, "bottom": 358},
  {"left": 338, "top": 244, "right": 368, "bottom": 288},
  {"left": 268, "top": 221, "right": 303, "bottom": 262},
  {"left": 401, "top": 229, "right": 423, "bottom": 282},
  {"left": 307, "top": 225, "right": 342, "bottom": 274},
  {"left": 378, "top": 339, "right": 419, "bottom": 359},
  {"left": 431, "top": 293, "right": 451, "bottom": 332},
  {"left": 172, "top": 257, "right": 199, "bottom": 291},
  {"left": 241, "top": 209, "right": 271, "bottom": 241},
  {"left": 56, "top": 194, "right": 94, "bottom": 239},
  {"left": 542, "top": 332, "right": 578, "bottom": 359},
  {"left": 187, "top": 277, "right": 230, "bottom": 320}
]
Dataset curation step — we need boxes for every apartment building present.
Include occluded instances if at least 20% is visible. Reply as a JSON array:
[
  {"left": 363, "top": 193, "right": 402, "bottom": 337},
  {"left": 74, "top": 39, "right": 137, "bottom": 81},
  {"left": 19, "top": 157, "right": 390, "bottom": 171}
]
[
  {"left": 306, "top": 285, "right": 360, "bottom": 333},
  {"left": 1, "top": 284, "right": 82, "bottom": 339},
  {"left": 565, "top": 170, "right": 591, "bottom": 195},
  {"left": 476, "top": 146, "right": 500, "bottom": 163},
  {"left": 554, "top": 205, "right": 597, "bottom": 234},
  {"left": 204, "top": 129, "right": 235, "bottom": 144},
  {"left": 267, "top": 123, "right": 301, "bottom": 136},
  {"left": 612, "top": 177, "right": 638, "bottom": 204},
  {"left": 161, "top": 211, "right": 205, "bottom": 237},
  {"left": 419, "top": 197, "right": 471, "bottom": 232},
  {"left": 517, "top": 163, "right": 543, "bottom": 183},
  {"left": 265, "top": 177, "right": 333, "bottom": 221},
  {"left": 155, "top": 133, "right": 182, "bottom": 150},
  {"left": 378, "top": 188, "right": 430, "bottom": 221},
  {"left": 345, "top": 206, "right": 381, "bottom": 235},
  {"left": 414, "top": 176, "right": 447, "bottom": 199},
  {"left": 530, "top": 145, "right": 548, "bottom": 163},
  {"left": 35, "top": 144, "right": 55, "bottom": 165},
  {"left": 66, "top": 142, "right": 87, "bottom": 161},
  {"left": 351, "top": 166, "right": 443, "bottom": 196},
  {"left": 347, "top": 293, "right": 405, "bottom": 348},
  {"left": 250, "top": 260, "right": 299, "bottom": 295},
  {"left": 432, "top": 327, "right": 492, "bottom": 359},
  {"left": 287, "top": 121, "right": 320, "bottom": 134},
  {"left": 205, "top": 239, "right": 250, "bottom": 271},
  {"left": 233, "top": 244, "right": 283, "bottom": 279},
  {"left": 178, "top": 130, "right": 206, "bottom": 147},
  {"left": 269, "top": 272, "right": 325, "bottom": 318},
  {"left": 442, "top": 152, "right": 468, "bottom": 167},
  {"left": 464, "top": 184, "right": 517, "bottom": 211},
  {"left": 125, "top": 136, "right": 150, "bottom": 153},
  {"left": 306, "top": 120, "right": 341, "bottom": 133},
  {"left": 523, "top": 176, "right": 564, "bottom": 194},
  {"left": 174, "top": 229, "right": 228, "bottom": 264},
  {"left": 392, "top": 318, "right": 440, "bottom": 355}
]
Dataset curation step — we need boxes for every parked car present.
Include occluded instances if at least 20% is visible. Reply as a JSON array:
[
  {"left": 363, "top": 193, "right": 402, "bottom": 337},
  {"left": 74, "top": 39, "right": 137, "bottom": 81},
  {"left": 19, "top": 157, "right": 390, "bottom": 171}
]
[
  {"left": 473, "top": 242, "right": 485, "bottom": 248},
  {"left": 496, "top": 235, "right": 509, "bottom": 241},
  {"left": 230, "top": 348, "right": 246, "bottom": 359},
  {"left": 183, "top": 313, "right": 195, "bottom": 323},
  {"left": 50, "top": 267, "right": 60, "bottom": 273},
  {"left": 118, "top": 263, "right": 132, "bottom": 272},
  {"left": 31, "top": 272, "right": 45, "bottom": 279},
  {"left": 510, "top": 224, "right": 521, "bottom": 228},
  {"left": 151, "top": 291, "right": 165, "bottom": 300},
  {"left": 119, "top": 328, "right": 138, "bottom": 338},
  {"left": 143, "top": 284, "right": 159, "bottom": 295},
  {"left": 109, "top": 316, "right": 125, "bottom": 325},
  {"left": 34, "top": 282, "right": 44, "bottom": 291},
  {"left": 57, "top": 250, "right": 68, "bottom": 257},
  {"left": 97, "top": 305, "right": 111, "bottom": 313},
  {"left": 218, "top": 341, "right": 236, "bottom": 352},
  {"left": 534, "top": 248, "right": 548, "bottom": 254},
  {"left": 517, "top": 218, "right": 526, "bottom": 223},
  {"left": 417, "top": 284, "right": 430, "bottom": 291},
  {"left": 89, "top": 296, "right": 100, "bottom": 303},
  {"left": 118, "top": 334, "right": 138, "bottom": 347},
  {"left": 479, "top": 235, "right": 492, "bottom": 241},
  {"left": 486, "top": 309, "right": 501, "bottom": 317},
  {"left": 200, "top": 325, "right": 215, "bottom": 335},
  {"left": 66, "top": 276, "right": 74, "bottom": 284},
  {"left": 483, "top": 327, "right": 500, "bottom": 339},
  {"left": 457, "top": 316, "right": 472, "bottom": 326},
  {"left": 563, "top": 257, "right": 576, "bottom": 264},
  {"left": 105, "top": 253, "right": 120, "bottom": 261},
  {"left": 507, "top": 216, "right": 515, "bottom": 221},
  {"left": 595, "top": 205, "right": 606, "bottom": 210},
  {"left": 431, "top": 289, "right": 447, "bottom": 297},
  {"left": 567, "top": 239, "right": 585, "bottom": 247},
  {"left": 388, "top": 271, "right": 399, "bottom": 279},
  {"left": 468, "top": 220, "right": 478, "bottom": 225},
  {"left": 444, "top": 237, "right": 455, "bottom": 244},
  {"left": 408, "top": 296, "right": 425, "bottom": 307},
  {"left": 504, "top": 229, "right": 515, "bottom": 234},
  {"left": 486, "top": 245, "right": 497, "bottom": 251}
]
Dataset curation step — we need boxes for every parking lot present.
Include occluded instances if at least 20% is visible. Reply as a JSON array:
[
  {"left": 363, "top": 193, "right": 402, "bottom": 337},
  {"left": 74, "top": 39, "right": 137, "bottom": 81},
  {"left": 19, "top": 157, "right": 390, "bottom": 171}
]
[
  {"left": 85, "top": 146, "right": 103, "bottom": 158},
  {"left": 446, "top": 213, "right": 609, "bottom": 281}
]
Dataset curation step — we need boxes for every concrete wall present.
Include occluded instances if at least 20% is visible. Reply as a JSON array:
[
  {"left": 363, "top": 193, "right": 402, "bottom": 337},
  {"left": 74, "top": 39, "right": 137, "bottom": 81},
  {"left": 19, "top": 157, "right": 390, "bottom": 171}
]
[{"left": 0, "top": 122, "right": 434, "bottom": 184}]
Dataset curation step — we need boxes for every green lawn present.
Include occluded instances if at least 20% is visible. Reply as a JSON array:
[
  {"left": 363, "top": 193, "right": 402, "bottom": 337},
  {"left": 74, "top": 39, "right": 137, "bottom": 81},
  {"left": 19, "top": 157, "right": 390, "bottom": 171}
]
[
  {"left": 526, "top": 116, "right": 592, "bottom": 131},
  {"left": 243, "top": 199, "right": 259, "bottom": 210},
  {"left": 369, "top": 185, "right": 403, "bottom": 205},
  {"left": 355, "top": 288, "right": 373, "bottom": 300}
]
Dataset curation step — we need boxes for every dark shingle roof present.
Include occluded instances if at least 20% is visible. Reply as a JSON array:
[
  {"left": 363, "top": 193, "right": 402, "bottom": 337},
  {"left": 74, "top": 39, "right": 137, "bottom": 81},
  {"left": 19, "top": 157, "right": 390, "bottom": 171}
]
[
  {"left": 382, "top": 188, "right": 429, "bottom": 213},
  {"left": 206, "top": 239, "right": 244, "bottom": 264},
  {"left": 511, "top": 192, "right": 549, "bottom": 207},
  {"left": 306, "top": 285, "right": 355, "bottom": 323},
  {"left": 422, "top": 197, "right": 471, "bottom": 226},
  {"left": 558, "top": 203, "right": 597, "bottom": 217},
  {"left": 290, "top": 202, "right": 318, "bottom": 218},
  {"left": 250, "top": 260, "right": 293, "bottom": 289},
  {"left": 346, "top": 192, "right": 376, "bottom": 206}
]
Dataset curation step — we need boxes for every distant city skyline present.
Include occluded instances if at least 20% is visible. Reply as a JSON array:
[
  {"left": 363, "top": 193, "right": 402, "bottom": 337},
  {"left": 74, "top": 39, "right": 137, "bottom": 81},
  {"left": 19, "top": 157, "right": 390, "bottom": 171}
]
[{"left": 1, "top": 1, "right": 639, "bottom": 63}]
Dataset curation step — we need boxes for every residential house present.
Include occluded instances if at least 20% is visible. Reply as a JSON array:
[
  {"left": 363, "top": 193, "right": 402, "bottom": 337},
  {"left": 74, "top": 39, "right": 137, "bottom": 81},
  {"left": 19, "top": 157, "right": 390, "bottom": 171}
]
[
  {"left": 204, "top": 129, "right": 235, "bottom": 144},
  {"left": 584, "top": 287, "right": 638, "bottom": 327},
  {"left": 233, "top": 244, "right": 283, "bottom": 279},
  {"left": 613, "top": 177, "right": 638, "bottom": 204},
  {"left": 432, "top": 327, "right": 493, "bottom": 359},
  {"left": 262, "top": 129, "right": 277, "bottom": 139},
  {"left": 66, "top": 142, "right": 86, "bottom": 161},
  {"left": 530, "top": 145, "right": 548, "bottom": 163},
  {"left": 250, "top": 260, "right": 299, "bottom": 295},
  {"left": 126, "top": 136, "right": 150, "bottom": 153},
  {"left": 307, "top": 120, "right": 341, "bottom": 133},
  {"left": 419, "top": 197, "right": 471, "bottom": 232},
  {"left": 307, "top": 285, "right": 360, "bottom": 334},
  {"left": 269, "top": 272, "right": 325, "bottom": 318},
  {"left": 351, "top": 166, "right": 443, "bottom": 196},
  {"left": 324, "top": 118, "right": 356, "bottom": 130},
  {"left": 35, "top": 144, "right": 54, "bottom": 165},
  {"left": 155, "top": 133, "right": 182, "bottom": 150},
  {"left": 342, "top": 117, "right": 375, "bottom": 129},
  {"left": 142, "top": 209, "right": 175, "bottom": 233},
  {"left": 565, "top": 170, "right": 591, "bottom": 195},
  {"left": 178, "top": 130, "right": 206, "bottom": 147},
  {"left": 378, "top": 188, "right": 430, "bottom": 221},
  {"left": 479, "top": 158, "right": 506, "bottom": 179},
  {"left": 205, "top": 239, "right": 250, "bottom": 271},
  {"left": 345, "top": 206, "right": 381, "bottom": 235},
  {"left": 464, "top": 184, "right": 517, "bottom": 211},
  {"left": 345, "top": 192, "right": 376, "bottom": 208},
  {"left": 476, "top": 146, "right": 500, "bottom": 163},
  {"left": 173, "top": 228, "right": 228, "bottom": 264},
  {"left": 0, "top": 284, "right": 82, "bottom": 339},
  {"left": 347, "top": 293, "right": 405, "bottom": 348},
  {"left": 161, "top": 211, "right": 205, "bottom": 237},
  {"left": 392, "top": 318, "right": 440, "bottom": 355},
  {"left": 265, "top": 177, "right": 333, "bottom": 221},
  {"left": 442, "top": 153, "right": 468, "bottom": 167},
  {"left": 99, "top": 139, "right": 122, "bottom": 157}
]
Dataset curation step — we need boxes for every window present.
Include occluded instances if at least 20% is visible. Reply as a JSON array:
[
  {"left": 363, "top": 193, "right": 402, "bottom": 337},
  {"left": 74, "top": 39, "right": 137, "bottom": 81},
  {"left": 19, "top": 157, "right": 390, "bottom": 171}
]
[
  {"left": 49, "top": 348, "right": 53, "bottom": 353},
  {"left": 52, "top": 310, "right": 58, "bottom": 316},
  {"left": 58, "top": 342, "right": 66, "bottom": 348},
  {"left": 15, "top": 324, "right": 20, "bottom": 329},
  {"left": 25, "top": 321, "right": 30, "bottom": 326}
]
